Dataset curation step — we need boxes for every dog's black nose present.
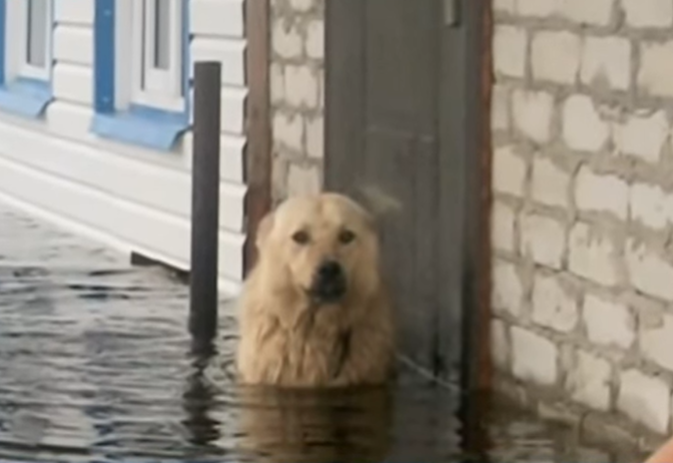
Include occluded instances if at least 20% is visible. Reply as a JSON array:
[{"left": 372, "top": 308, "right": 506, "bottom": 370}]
[
  {"left": 317, "top": 260, "right": 343, "bottom": 280},
  {"left": 311, "top": 260, "right": 346, "bottom": 304}
]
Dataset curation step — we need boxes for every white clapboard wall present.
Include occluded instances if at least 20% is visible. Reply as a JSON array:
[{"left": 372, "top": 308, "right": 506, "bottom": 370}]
[{"left": 0, "top": 0, "right": 248, "bottom": 294}]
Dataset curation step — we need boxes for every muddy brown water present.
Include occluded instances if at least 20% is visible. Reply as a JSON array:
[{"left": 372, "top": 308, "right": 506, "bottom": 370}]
[{"left": 0, "top": 205, "right": 650, "bottom": 462}]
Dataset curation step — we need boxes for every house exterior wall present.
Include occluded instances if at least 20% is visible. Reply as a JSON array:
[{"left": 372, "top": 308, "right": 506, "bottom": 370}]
[
  {"left": 269, "top": 0, "right": 325, "bottom": 203},
  {"left": 491, "top": 0, "right": 673, "bottom": 439},
  {"left": 272, "top": 0, "right": 673, "bottom": 441},
  {"left": 0, "top": 0, "right": 247, "bottom": 294}
]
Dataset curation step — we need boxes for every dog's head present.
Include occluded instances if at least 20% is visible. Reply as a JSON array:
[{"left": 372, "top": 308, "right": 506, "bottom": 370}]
[{"left": 255, "top": 193, "right": 382, "bottom": 306}]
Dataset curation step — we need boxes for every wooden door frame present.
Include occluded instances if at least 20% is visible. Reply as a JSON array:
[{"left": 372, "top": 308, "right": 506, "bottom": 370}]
[
  {"left": 324, "top": 0, "right": 493, "bottom": 393},
  {"left": 243, "top": 0, "right": 272, "bottom": 274},
  {"left": 460, "top": 0, "right": 493, "bottom": 395}
]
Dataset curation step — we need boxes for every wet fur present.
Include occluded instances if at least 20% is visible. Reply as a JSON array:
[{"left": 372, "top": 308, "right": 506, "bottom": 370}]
[{"left": 236, "top": 193, "right": 395, "bottom": 387}]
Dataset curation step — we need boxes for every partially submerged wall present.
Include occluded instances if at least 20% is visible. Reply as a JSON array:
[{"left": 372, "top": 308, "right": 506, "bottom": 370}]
[
  {"left": 491, "top": 0, "right": 673, "bottom": 439},
  {"left": 269, "top": 0, "right": 673, "bottom": 440}
]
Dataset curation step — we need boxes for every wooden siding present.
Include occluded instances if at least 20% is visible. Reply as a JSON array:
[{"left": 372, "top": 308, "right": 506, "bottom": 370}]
[{"left": 0, "top": 0, "right": 248, "bottom": 294}]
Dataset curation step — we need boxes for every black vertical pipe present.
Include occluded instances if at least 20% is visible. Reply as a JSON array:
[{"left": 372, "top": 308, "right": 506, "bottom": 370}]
[{"left": 189, "top": 61, "right": 222, "bottom": 352}]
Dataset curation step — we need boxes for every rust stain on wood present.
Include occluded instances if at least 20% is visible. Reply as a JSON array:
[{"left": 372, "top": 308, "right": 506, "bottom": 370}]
[{"left": 477, "top": 0, "right": 494, "bottom": 393}]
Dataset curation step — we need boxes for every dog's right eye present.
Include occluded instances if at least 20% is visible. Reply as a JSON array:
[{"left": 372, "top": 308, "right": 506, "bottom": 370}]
[{"left": 292, "top": 230, "right": 310, "bottom": 245}]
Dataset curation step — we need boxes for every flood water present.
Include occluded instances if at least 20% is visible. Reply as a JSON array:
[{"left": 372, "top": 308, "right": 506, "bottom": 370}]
[{"left": 0, "top": 204, "right": 649, "bottom": 462}]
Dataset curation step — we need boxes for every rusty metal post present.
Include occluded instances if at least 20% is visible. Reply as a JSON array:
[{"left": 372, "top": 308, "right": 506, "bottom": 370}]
[{"left": 189, "top": 61, "right": 222, "bottom": 353}]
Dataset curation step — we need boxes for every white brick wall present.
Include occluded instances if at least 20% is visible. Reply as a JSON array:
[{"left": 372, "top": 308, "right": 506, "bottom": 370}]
[
  {"left": 271, "top": 0, "right": 324, "bottom": 201},
  {"left": 491, "top": 0, "right": 673, "bottom": 436}
]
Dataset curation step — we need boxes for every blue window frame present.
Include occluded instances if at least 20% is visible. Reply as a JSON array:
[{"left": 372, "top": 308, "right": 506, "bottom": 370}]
[
  {"left": 91, "top": 0, "right": 190, "bottom": 152},
  {"left": 0, "top": 0, "right": 53, "bottom": 119}
]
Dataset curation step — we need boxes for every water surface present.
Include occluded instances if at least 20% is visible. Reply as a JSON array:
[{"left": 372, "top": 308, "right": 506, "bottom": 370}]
[{"left": 0, "top": 204, "right": 648, "bottom": 462}]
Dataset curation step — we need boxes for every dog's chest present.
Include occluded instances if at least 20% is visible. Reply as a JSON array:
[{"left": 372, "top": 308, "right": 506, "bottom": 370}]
[{"left": 258, "top": 314, "right": 351, "bottom": 386}]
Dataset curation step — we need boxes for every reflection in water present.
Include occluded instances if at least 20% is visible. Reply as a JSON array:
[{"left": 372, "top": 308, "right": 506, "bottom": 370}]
[
  {"left": 0, "top": 207, "right": 651, "bottom": 463},
  {"left": 236, "top": 385, "right": 393, "bottom": 463},
  {"left": 181, "top": 353, "right": 221, "bottom": 450}
]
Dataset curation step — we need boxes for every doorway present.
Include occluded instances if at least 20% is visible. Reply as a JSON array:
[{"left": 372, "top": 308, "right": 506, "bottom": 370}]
[{"left": 324, "top": 0, "right": 490, "bottom": 389}]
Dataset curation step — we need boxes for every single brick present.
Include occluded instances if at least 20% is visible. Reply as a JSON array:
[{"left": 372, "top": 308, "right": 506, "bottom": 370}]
[
  {"left": 640, "top": 312, "right": 673, "bottom": 372},
  {"left": 531, "top": 30, "right": 581, "bottom": 84},
  {"left": 560, "top": 0, "right": 615, "bottom": 26},
  {"left": 494, "top": 25, "right": 527, "bottom": 78},
  {"left": 613, "top": 109, "right": 669, "bottom": 163},
  {"left": 532, "top": 157, "right": 571, "bottom": 208},
  {"left": 493, "top": 145, "right": 527, "bottom": 197},
  {"left": 520, "top": 214, "right": 565, "bottom": 269},
  {"left": 512, "top": 89, "right": 554, "bottom": 144},
  {"left": 574, "top": 166, "right": 629, "bottom": 220},
  {"left": 629, "top": 183, "right": 672, "bottom": 230},
  {"left": 562, "top": 94, "right": 610, "bottom": 152},
  {"left": 639, "top": 41, "right": 673, "bottom": 97},
  {"left": 622, "top": 0, "right": 673, "bottom": 28},
  {"left": 492, "top": 259, "right": 523, "bottom": 317},
  {"left": 618, "top": 370, "right": 670, "bottom": 434},
  {"left": 532, "top": 273, "right": 579, "bottom": 333},
  {"left": 491, "top": 201, "right": 517, "bottom": 253},
  {"left": 580, "top": 36, "right": 631, "bottom": 90},
  {"left": 568, "top": 222, "right": 620, "bottom": 287},
  {"left": 566, "top": 350, "right": 612, "bottom": 411},
  {"left": 511, "top": 327, "right": 559, "bottom": 386},
  {"left": 626, "top": 239, "right": 673, "bottom": 302},
  {"left": 583, "top": 295, "right": 635, "bottom": 349}
]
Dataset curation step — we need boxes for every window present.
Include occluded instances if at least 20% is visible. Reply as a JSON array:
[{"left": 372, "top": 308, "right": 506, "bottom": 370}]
[
  {"left": 17, "top": 0, "right": 52, "bottom": 81},
  {"left": 0, "top": 0, "right": 53, "bottom": 118},
  {"left": 132, "top": 0, "right": 184, "bottom": 112},
  {"left": 92, "top": 0, "right": 189, "bottom": 151}
]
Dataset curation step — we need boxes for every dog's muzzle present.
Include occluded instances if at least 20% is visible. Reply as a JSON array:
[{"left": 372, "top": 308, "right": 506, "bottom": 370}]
[{"left": 310, "top": 260, "right": 347, "bottom": 304}]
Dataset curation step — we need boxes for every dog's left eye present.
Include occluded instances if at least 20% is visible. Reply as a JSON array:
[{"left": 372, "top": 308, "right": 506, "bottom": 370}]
[
  {"left": 292, "top": 230, "right": 310, "bottom": 245},
  {"left": 339, "top": 229, "right": 355, "bottom": 244}
]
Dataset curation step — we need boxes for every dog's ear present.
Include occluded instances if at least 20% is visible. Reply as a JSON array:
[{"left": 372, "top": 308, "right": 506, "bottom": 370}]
[
  {"left": 255, "top": 211, "right": 275, "bottom": 249},
  {"left": 356, "top": 185, "right": 402, "bottom": 220}
]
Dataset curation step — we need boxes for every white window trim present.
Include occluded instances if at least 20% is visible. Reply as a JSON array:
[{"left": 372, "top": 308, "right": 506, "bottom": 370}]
[
  {"left": 127, "top": 0, "right": 185, "bottom": 113},
  {"left": 5, "top": 0, "right": 53, "bottom": 82}
]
